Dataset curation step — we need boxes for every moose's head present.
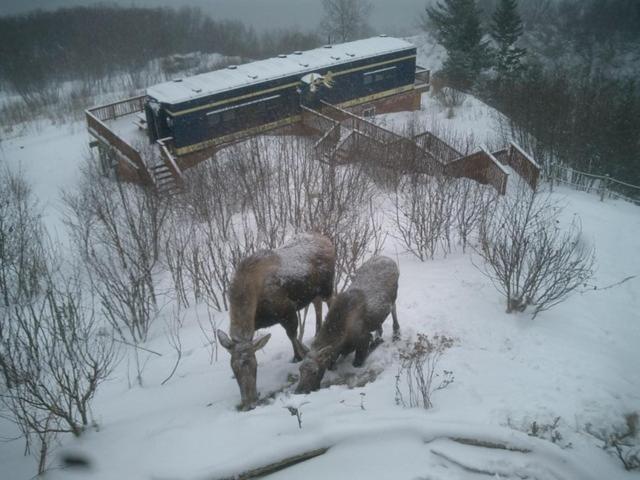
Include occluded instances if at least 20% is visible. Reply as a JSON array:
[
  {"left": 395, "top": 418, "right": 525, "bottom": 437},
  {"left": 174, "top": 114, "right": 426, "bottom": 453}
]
[
  {"left": 295, "top": 346, "right": 333, "bottom": 395},
  {"left": 217, "top": 330, "right": 271, "bottom": 411}
]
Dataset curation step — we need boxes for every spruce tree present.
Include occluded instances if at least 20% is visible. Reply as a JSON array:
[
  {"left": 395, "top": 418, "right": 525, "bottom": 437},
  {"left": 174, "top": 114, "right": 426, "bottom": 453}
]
[
  {"left": 426, "top": 0, "right": 490, "bottom": 90},
  {"left": 490, "top": 0, "right": 526, "bottom": 78}
]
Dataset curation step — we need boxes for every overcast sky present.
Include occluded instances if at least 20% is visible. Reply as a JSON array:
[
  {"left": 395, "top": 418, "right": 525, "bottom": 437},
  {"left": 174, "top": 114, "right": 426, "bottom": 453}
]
[{"left": 0, "top": 0, "right": 430, "bottom": 34}]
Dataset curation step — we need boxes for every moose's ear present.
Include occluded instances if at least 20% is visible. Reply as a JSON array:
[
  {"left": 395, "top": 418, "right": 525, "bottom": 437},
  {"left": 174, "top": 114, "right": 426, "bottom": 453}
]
[
  {"left": 252, "top": 333, "right": 271, "bottom": 352},
  {"left": 315, "top": 345, "right": 334, "bottom": 364},
  {"left": 217, "top": 330, "right": 234, "bottom": 351}
]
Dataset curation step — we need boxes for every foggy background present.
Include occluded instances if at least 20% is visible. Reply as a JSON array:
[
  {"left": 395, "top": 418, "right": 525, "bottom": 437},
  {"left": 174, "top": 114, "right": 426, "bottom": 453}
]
[{"left": 0, "top": 0, "right": 430, "bottom": 34}]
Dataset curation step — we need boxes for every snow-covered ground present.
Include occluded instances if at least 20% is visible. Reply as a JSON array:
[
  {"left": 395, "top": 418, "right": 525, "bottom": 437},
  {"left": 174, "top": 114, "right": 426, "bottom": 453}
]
[{"left": 1, "top": 89, "right": 638, "bottom": 480}]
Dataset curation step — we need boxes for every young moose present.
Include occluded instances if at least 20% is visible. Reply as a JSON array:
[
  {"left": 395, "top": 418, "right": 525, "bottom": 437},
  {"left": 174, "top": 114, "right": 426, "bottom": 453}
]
[
  {"left": 218, "top": 234, "right": 335, "bottom": 410},
  {"left": 295, "top": 256, "right": 399, "bottom": 394}
]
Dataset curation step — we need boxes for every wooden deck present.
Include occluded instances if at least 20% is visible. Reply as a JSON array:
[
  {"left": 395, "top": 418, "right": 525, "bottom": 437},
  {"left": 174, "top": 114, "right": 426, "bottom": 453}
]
[{"left": 85, "top": 75, "right": 539, "bottom": 196}]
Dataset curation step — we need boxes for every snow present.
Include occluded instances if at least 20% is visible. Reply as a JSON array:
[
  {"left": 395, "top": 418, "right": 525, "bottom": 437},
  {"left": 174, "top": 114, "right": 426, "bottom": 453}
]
[
  {"left": 103, "top": 113, "right": 149, "bottom": 150},
  {"left": 274, "top": 233, "right": 323, "bottom": 281},
  {"left": 147, "top": 36, "right": 415, "bottom": 105},
  {"left": 1, "top": 87, "right": 639, "bottom": 480},
  {"left": 349, "top": 256, "right": 399, "bottom": 314}
]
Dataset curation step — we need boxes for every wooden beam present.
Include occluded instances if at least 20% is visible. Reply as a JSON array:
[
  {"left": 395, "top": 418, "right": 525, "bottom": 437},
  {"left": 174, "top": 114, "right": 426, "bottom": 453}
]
[{"left": 215, "top": 447, "right": 329, "bottom": 480}]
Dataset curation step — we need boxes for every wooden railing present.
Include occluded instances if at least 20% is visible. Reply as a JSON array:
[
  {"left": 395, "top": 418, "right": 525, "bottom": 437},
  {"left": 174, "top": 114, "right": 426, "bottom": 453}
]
[
  {"left": 445, "top": 147, "right": 509, "bottom": 195},
  {"left": 157, "top": 137, "right": 184, "bottom": 187},
  {"left": 85, "top": 111, "right": 153, "bottom": 185},
  {"left": 507, "top": 143, "right": 540, "bottom": 191},
  {"left": 490, "top": 143, "right": 540, "bottom": 191},
  {"left": 87, "top": 95, "right": 146, "bottom": 122},
  {"left": 314, "top": 122, "right": 341, "bottom": 161},
  {"left": 319, "top": 101, "right": 404, "bottom": 144},
  {"left": 415, "top": 68, "right": 430, "bottom": 90},
  {"left": 414, "top": 131, "right": 462, "bottom": 165},
  {"left": 85, "top": 95, "right": 153, "bottom": 185},
  {"left": 301, "top": 106, "right": 339, "bottom": 134}
]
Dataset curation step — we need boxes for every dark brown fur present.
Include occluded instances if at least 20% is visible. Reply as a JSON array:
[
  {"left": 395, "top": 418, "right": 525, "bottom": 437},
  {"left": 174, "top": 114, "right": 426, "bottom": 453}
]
[
  {"left": 218, "top": 233, "right": 335, "bottom": 410},
  {"left": 296, "top": 256, "right": 399, "bottom": 394}
]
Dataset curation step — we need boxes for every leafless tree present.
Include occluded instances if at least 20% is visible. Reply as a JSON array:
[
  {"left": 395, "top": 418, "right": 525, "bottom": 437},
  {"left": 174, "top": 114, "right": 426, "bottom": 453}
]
[
  {"left": 476, "top": 185, "right": 595, "bottom": 318},
  {"left": 0, "top": 274, "right": 119, "bottom": 474},
  {"left": 0, "top": 167, "right": 49, "bottom": 308},
  {"left": 320, "top": 0, "right": 373, "bottom": 43},
  {"left": 454, "top": 179, "right": 497, "bottom": 253},
  {"left": 392, "top": 174, "right": 457, "bottom": 261},
  {"left": 161, "top": 306, "right": 185, "bottom": 386},
  {"left": 64, "top": 161, "right": 169, "bottom": 344}
]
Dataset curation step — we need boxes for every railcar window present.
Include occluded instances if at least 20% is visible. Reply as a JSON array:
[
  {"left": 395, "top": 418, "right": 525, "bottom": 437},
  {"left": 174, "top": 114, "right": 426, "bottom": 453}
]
[
  {"left": 207, "top": 113, "right": 220, "bottom": 127},
  {"left": 364, "top": 65, "right": 397, "bottom": 85}
]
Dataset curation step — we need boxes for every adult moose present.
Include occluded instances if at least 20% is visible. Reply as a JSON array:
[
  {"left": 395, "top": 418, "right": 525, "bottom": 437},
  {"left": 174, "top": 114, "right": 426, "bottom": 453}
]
[
  {"left": 218, "top": 233, "right": 335, "bottom": 410},
  {"left": 296, "top": 256, "right": 399, "bottom": 394}
]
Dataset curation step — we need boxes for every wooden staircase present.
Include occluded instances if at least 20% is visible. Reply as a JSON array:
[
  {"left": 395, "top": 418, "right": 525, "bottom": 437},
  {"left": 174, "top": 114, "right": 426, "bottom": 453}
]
[
  {"left": 301, "top": 101, "right": 540, "bottom": 195},
  {"left": 150, "top": 163, "right": 182, "bottom": 195}
]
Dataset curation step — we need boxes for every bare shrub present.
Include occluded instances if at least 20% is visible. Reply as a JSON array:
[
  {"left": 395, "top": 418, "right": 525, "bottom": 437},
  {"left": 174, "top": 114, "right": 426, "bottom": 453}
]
[
  {"left": 476, "top": 186, "right": 595, "bottom": 318},
  {"left": 306, "top": 161, "right": 384, "bottom": 290},
  {"left": 454, "top": 179, "right": 498, "bottom": 253},
  {"left": 169, "top": 135, "right": 384, "bottom": 307},
  {"left": 331, "top": 202, "right": 386, "bottom": 291},
  {"left": 395, "top": 333, "right": 454, "bottom": 409},
  {"left": 0, "top": 276, "right": 118, "bottom": 474},
  {"left": 586, "top": 413, "right": 640, "bottom": 471},
  {"left": 168, "top": 156, "right": 261, "bottom": 311},
  {"left": 64, "top": 161, "right": 169, "bottom": 343},
  {"left": 183, "top": 218, "right": 258, "bottom": 311},
  {"left": 392, "top": 174, "right": 457, "bottom": 261},
  {"left": 0, "top": 167, "right": 49, "bottom": 308},
  {"left": 161, "top": 307, "right": 185, "bottom": 386},
  {"left": 226, "top": 136, "right": 384, "bottom": 291},
  {"left": 227, "top": 138, "right": 290, "bottom": 249}
]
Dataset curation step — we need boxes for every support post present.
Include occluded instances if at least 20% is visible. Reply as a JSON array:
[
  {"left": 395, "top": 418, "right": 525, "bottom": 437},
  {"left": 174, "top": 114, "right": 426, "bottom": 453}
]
[{"left": 600, "top": 174, "right": 610, "bottom": 202}]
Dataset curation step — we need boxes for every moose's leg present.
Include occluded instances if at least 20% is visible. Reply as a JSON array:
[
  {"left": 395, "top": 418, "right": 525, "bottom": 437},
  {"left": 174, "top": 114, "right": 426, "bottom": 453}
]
[
  {"left": 353, "top": 333, "right": 373, "bottom": 367},
  {"left": 312, "top": 296, "right": 323, "bottom": 334},
  {"left": 391, "top": 303, "right": 400, "bottom": 342},
  {"left": 371, "top": 327, "right": 384, "bottom": 349},
  {"left": 282, "top": 311, "right": 308, "bottom": 362}
]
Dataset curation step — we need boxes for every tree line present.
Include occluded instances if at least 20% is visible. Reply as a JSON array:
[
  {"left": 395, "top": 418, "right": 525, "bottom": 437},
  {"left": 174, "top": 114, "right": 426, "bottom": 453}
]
[
  {"left": 0, "top": 5, "right": 321, "bottom": 93},
  {"left": 424, "top": 0, "right": 640, "bottom": 185}
]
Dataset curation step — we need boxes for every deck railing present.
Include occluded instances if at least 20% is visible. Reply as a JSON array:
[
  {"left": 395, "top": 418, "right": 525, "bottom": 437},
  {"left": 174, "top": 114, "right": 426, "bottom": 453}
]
[
  {"left": 414, "top": 131, "right": 462, "bottom": 165},
  {"left": 445, "top": 148, "right": 509, "bottom": 195},
  {"left": 85, "top": 95, "right": 152, "bottom": 185},
  {"left": 319, "top": 101, "right": 404, "bottom": 145},
  {"left": 157, "top": 137, "right": 184, "bottom": 187},
  {"left": 415, "top": 68, "right": 430, "bottom": 90},
  {"left": 88, "top": 95, "right": 146, "bottom": 122}
]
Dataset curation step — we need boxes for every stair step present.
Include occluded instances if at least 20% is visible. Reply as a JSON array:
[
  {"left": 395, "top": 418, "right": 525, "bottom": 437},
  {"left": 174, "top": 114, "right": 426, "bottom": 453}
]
[{"left": 154, "top": 172, "right": 174, "bottom": 180}]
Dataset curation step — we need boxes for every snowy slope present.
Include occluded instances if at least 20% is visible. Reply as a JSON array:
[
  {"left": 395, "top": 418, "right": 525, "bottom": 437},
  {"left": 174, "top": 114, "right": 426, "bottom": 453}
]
[{"left": 1, "top": 90, "right": 639, "bottom": 480}]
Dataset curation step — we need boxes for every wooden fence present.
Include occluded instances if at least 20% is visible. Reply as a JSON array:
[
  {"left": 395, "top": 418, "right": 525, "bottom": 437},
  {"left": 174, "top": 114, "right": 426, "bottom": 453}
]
[
  {"left": 445, "top": 148, "right": 509, "bottom": 195},
  {"left": 549, "top": 164, "right": 640, "bottom": 205},
  {"left": 414, "top": 131, "right": 462, "bottom": 165}
]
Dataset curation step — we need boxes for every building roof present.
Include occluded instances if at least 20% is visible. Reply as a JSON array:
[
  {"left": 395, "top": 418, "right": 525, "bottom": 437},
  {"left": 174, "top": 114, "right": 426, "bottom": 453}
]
[{"left": 146, "top": 36, "right": 416, "bottom": 105}]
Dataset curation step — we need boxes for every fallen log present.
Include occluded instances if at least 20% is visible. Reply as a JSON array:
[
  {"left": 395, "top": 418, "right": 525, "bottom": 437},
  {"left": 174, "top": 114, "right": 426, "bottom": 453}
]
[{"left": 215, "top": 447, "right": 329, "bottom": 480}]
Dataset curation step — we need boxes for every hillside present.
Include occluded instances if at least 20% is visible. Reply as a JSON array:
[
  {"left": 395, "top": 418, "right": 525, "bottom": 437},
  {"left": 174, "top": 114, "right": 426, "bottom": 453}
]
[{"left": 1, "top": 83, "right": 638, "bottom": 479}]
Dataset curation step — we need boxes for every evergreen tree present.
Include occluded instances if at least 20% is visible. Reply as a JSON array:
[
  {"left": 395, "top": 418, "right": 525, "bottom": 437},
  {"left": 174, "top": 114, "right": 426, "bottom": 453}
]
[
  {"left": 490, "top": 0, "right": 526, "bottom": 77},
  {"left": 426, "top": 0, "right": 490, "bottom": 90}
]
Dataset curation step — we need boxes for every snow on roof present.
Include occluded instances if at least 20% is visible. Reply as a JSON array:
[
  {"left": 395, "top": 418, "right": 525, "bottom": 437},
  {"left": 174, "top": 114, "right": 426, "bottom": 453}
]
[{"left": 147, "top": 36, "right": 416, "bottom": 106}]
